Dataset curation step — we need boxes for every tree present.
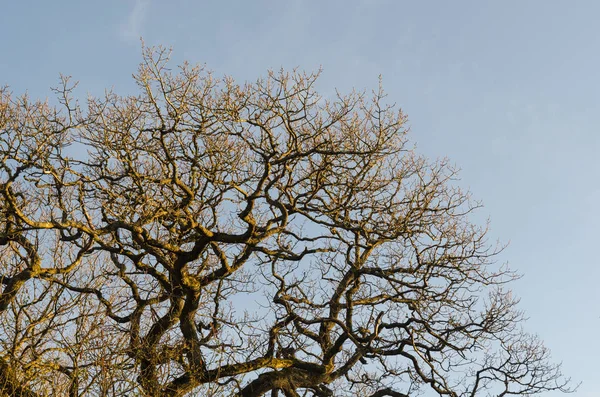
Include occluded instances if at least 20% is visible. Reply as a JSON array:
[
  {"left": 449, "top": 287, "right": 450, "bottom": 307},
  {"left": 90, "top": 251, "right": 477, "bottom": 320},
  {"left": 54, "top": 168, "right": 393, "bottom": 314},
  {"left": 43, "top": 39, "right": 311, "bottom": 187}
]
[{"left": 0, "top": 46, "right": 572, "bottom": 397}]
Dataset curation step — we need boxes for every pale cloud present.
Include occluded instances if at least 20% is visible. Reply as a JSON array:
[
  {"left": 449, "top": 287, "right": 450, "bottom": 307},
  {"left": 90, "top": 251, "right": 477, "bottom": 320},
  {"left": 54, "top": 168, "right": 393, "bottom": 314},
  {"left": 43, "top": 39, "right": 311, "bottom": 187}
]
[{"left": 119, "top": 0, "right": 149, "bottom": 43}]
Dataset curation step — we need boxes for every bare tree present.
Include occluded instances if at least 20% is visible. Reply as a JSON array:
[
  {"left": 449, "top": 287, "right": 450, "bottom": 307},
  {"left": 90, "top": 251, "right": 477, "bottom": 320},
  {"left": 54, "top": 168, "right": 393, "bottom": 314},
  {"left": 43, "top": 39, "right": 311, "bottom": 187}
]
[{"left": 0, "top": 47, "right": 572, "bottom": 397}]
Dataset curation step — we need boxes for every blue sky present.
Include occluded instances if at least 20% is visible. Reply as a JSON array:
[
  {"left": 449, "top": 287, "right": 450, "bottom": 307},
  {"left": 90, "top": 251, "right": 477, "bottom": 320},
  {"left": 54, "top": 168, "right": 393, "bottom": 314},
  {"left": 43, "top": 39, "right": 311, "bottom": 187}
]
[{"left": 1, "top": 1, "right": 597, "bottom": 395}]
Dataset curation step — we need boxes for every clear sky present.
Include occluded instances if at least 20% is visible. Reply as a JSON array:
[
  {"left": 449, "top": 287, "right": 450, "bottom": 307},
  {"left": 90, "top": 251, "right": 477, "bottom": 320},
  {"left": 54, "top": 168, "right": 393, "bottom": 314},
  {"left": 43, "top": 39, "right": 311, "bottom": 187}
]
[{"left": 1, "top": 1, "right": 597, "bottom": 395}]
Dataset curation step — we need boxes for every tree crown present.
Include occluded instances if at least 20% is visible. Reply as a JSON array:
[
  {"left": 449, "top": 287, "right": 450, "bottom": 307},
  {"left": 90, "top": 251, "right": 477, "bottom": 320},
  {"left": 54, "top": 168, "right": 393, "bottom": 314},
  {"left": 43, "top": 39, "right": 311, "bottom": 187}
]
[{"left": 0, "top": 46, "right": 572, "bottom": 396}]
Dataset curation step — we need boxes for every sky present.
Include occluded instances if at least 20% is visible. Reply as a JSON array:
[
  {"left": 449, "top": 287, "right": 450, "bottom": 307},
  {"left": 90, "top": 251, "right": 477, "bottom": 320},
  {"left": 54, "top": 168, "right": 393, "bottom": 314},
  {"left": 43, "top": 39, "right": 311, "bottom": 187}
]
[{"left": 1, "top": 1, "right": 598, "bottom": 395}]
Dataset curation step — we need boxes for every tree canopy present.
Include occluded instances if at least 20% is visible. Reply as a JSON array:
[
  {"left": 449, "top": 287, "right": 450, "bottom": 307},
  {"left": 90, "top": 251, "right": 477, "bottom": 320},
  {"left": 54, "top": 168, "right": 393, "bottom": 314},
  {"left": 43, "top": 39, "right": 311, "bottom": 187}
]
[{"left": 0, "top": 47, "right": 571, "bottom": 396}]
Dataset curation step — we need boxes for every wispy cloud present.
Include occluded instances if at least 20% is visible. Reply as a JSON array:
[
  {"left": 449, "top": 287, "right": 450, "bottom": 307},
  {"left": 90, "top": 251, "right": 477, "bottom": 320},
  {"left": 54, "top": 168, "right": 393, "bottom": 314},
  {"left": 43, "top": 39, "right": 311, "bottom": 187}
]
[{"left": 119, "top": 0, "right": 149, "bottom": 43}]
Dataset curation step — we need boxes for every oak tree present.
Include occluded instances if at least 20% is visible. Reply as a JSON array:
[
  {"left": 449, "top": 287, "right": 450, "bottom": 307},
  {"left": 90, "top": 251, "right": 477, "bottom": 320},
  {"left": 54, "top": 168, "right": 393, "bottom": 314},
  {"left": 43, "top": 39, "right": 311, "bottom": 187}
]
[{"left": 0, "top": 47, "right": 572, "bottom": 396}]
